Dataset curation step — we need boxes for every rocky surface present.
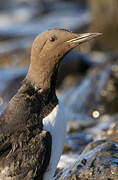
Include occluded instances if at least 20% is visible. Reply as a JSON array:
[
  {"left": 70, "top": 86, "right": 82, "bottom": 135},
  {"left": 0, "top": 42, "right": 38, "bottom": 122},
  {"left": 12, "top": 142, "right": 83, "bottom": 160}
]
[{"left": 55, "top": 142, "right": 118, "bottom": 180}]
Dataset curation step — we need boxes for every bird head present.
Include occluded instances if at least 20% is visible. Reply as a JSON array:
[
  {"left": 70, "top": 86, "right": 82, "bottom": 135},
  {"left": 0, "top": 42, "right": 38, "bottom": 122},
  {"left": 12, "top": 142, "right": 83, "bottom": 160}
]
[{"left": 27, "top": 29, "right": 101, "bottom": 90}]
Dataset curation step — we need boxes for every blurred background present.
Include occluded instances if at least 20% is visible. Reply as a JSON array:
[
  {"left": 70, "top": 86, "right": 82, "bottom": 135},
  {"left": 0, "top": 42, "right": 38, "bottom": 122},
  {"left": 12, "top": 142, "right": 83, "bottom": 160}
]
[{"left": 0, "top": 0, "right": 118, "bottom": 179}]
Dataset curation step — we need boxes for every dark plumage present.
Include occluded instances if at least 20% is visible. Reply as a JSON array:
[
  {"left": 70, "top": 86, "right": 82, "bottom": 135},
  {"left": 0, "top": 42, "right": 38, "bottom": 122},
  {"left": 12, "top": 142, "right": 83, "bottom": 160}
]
[{"left": 0, "top": 29, "right": 101, "bottom": 180}]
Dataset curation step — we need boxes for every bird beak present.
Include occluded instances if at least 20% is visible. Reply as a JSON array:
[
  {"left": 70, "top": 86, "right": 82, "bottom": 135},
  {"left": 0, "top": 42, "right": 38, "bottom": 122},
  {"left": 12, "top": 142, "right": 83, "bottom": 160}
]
[{"left": 67, "top": 33, "right": 102, "bottom": 45}]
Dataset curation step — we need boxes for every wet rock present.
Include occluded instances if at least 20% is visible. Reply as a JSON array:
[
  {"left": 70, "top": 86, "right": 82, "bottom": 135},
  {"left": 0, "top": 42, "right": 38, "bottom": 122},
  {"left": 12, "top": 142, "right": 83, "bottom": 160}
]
[
  {"left": 57, "top": 153, "right": 79, "bottom": 170},
  {"left": 0, "top": 38, "right": 33, "bottom": 57},
  {"left": 106, "top": 120, "right": 118, "bottom": 137},
  {"left": 60, "top": 59, "right": 118, "bottom": 117},
  {"left": 55, "top": 142, "right": 118, "bottom": 180},
  {"left": 86, "top": 114, "right": 114, "bottom": 140},
  {"left": 0, "top": 2, "right": 90, "bottom": 37},
  {"left": 0, "top": 68, "right": 27, "bottom": 113},
  {"left": 59, "top": 63, "right": 111, "bottom": 116},
  {"left": 57, "top": 52, "right": 94, "bottom": 88},
  {"left": 100, "top": 61, "right": 118, "bottom": 114},
  {"left": 65, "top": 132, "right": 93, "bottom": 153},
  {"left": 65, "top": 112, "right": 96, "bottom": 133}
]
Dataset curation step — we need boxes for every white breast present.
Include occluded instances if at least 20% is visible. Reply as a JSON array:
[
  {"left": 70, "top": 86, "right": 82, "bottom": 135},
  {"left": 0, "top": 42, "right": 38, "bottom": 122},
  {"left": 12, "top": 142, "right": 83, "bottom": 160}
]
[{"left": 42, "top": 101, "right": 67, "bottom": 180}]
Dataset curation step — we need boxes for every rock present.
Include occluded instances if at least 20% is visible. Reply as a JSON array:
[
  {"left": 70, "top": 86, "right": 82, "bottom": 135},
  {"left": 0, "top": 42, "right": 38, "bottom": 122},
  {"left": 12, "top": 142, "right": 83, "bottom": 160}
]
[
  {"left": 65, "top": 132, "right": 93, "bottom": 153},
  {"left": 55, "top": 142, "right": 118, "bottom": 180},
  {"left": 88, "top": 0, "right": 118, "bottom": 51},
  {"left": 100, "top": 60, "right": 118, "bottom": 114},
  {"left": 0, "top": 2, "right": 90, "bottom": 37},
  {"left": 0, "top": 38, "right": 33, "bottom": 57},
  {"left": 87, "top": 114, "right": 114, "bottom": 140},
  {"left": 106, "top": 120, "right": 118, "bottom": 138},
  {"left": 60, "top": 62, "right": 111, "bottom": 116},
  {"left": 57, "top": 52, "right": 94, "bottom": 88},
  {"left": 59, "top": 58, "right": 118, "bottom": 117},
  {"left": 57, "top": 153, "right": 79, "bottom": 170},
  {"left": 66, "top": 113, "right": 96, "bottom": 133},
  {"left": 0, "top": 68, "right": 26, "bottom": 113}
]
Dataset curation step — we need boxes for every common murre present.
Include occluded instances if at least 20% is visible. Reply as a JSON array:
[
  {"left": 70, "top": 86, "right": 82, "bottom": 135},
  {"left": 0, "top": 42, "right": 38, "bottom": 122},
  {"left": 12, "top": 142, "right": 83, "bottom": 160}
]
[{"left": 0, "top": 29, "right": 101, "bottom": 180}]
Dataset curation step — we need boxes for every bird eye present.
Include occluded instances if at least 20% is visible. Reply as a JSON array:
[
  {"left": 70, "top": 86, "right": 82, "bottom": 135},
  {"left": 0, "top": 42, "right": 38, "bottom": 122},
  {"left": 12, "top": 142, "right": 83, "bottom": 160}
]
[{"left": 49, "top": 36, "right": 56, "bottom": 42}]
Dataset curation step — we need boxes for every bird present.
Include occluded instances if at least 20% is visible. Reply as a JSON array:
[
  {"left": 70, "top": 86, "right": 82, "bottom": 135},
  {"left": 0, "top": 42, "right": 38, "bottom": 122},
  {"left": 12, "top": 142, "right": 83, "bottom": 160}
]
[{"left": 0, "top": 29, "right": 101, "bottom": 180}]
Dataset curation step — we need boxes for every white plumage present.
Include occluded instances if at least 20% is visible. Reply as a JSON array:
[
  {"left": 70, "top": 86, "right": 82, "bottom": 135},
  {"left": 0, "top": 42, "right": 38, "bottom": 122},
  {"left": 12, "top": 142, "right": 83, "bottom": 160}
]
[{"left": 43, "top": 101, "right": 67, "bottom": 180}]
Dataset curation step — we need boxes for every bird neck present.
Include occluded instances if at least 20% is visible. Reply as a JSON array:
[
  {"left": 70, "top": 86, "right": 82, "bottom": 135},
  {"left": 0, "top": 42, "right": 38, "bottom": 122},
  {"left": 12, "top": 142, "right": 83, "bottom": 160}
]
[{"left": 26, "top": 59, "right": 60, "bottom": 94}]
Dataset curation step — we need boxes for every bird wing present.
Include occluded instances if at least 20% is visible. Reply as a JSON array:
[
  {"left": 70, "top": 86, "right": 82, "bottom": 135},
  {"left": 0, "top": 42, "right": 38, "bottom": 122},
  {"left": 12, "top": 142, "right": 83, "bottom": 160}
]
[{"left": 0, "top": 130, "right": 52, "bottom": 180}]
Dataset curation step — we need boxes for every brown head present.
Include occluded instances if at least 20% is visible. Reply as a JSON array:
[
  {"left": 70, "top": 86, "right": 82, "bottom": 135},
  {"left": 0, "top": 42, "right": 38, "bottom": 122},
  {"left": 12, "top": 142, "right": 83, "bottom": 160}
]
[{"left": 26, "top": 29, "right": 101, "bottom": 91}]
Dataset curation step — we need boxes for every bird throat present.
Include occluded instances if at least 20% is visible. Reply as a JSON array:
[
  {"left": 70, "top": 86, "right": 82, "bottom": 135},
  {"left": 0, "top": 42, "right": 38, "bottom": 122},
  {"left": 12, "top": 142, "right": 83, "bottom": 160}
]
[{"left": 26, "top": 60, "right": 60, "bottom": 94}]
